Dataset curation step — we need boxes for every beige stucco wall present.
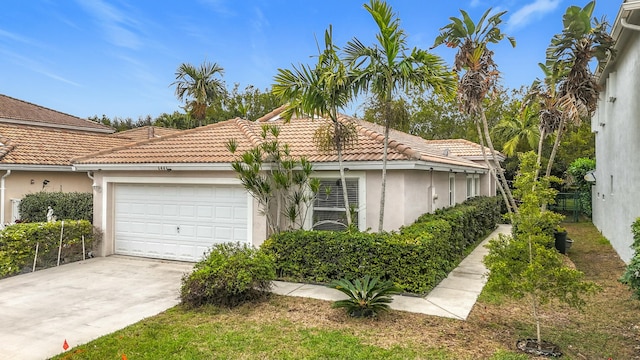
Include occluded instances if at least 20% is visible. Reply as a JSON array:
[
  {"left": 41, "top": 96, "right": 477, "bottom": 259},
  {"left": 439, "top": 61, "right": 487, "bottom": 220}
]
[
  {"left": 2, "top": 170, "right": 92, "bottom": 223},
  {"left": 91, "top": 170, "right": 268, "bottom": 257}
]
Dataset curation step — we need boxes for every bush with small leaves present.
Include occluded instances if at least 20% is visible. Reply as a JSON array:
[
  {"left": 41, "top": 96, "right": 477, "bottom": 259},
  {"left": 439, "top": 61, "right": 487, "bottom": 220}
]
[
  {"left": 330, "top": 275, "right": 401, "bottom": 318},
  {"left": 621, "top": 218, "right": 640, "bottom": 299},
  {"left": 180, "top": 242, "right": 276, "bottom": 308}
]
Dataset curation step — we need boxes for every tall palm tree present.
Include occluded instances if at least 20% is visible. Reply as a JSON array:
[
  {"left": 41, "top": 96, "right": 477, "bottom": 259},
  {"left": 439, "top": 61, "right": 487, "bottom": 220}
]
[
  {"left": 542, "top": 1, "right": 614, "bottom": 178},
  {"left": 172, "top": 61, "right": 226, "bottom": 127},
  {"left": 432, "top": 8, "right": 518, "bottom": 213},
  {"left": 345, "top": 0, "right": 455, "bottom": 232},
  {"left": 273, "top": 26, "right": 358, "bottom": 229},
  {"left": 492, "top": 104, "right": 540, "bottom": 157}
]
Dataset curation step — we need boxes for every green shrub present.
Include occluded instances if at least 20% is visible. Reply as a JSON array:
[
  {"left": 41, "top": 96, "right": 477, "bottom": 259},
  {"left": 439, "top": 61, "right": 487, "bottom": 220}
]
[
  {"left": 262, "top": 196, "right": 501, "bottom": 294},
  {"left": 180, "top": 242, "right": 276, "bottom": 308},
  {"left": 19, "top": 192, "right": 93, "bottom": 223},
  {"left": 620, "top": 218, "right": 640, "bottom": 299},
  {"left": 0, "top": 220, "right": 97, "bottom": 278},
  {"left": 331, "top": 275, "right": 401, "bottom": 318}
]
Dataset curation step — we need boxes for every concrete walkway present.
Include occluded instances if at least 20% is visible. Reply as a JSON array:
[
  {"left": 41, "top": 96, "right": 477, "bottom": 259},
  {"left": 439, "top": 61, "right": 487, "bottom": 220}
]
[
  {"left": 0, "top": 256, "right": 194, "bottom": 360},
  {"left": 272, "top": 224, "right": 512, "bottom": 320}
]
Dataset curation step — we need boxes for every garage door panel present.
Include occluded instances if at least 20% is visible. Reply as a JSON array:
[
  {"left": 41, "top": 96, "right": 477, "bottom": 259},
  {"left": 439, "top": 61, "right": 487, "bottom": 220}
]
[{"left": 115, "top": 183, "right": 249, "bottom": 262}]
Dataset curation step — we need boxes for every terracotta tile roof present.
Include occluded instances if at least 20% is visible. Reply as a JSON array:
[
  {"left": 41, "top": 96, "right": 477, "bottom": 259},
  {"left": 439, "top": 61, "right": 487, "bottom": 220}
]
[
  {"left": 424, "top": 139, "right": 504, "bottom": 160},
  {"left": 73, "top": 114, "right": 487, "bottom": 170},
  {"left": 111, "top": 126, "right": 183, "bottom": 142},
  {"left": 0, "top": 94, "right": 114, "bottom": 133},
  {"left": 0, "top": 124, "right": 132, "bottom": 166}
]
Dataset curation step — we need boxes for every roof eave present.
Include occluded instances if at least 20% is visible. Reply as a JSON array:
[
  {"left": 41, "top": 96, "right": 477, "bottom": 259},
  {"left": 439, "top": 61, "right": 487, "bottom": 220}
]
[
  {"left": 0, "top": 164, "right": 77, "bottom": 172},
  {"left": 0, "top": 117, "right": 115, "bottom": 134}
]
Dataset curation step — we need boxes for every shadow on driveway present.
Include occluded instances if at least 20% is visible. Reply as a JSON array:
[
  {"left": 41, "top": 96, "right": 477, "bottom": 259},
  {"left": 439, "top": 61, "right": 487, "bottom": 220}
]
[{"left": 0, "top": 256, "right": 194, "bottom": 359}]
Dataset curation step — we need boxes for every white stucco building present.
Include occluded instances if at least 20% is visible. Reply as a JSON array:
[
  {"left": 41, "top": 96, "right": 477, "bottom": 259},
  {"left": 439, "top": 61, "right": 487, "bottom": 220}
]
[{"left": 592, "top": 0, "right": 640, "bottom": 263}]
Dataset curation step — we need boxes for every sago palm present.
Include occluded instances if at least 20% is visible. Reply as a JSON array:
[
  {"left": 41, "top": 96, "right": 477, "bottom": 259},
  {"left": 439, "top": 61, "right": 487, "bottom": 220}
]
[
  {"left": 433, "top": 8, "right": 518, "bottom": 214},
  {"left": 345, "top": 0, "right": 454, "bottom": 232}
]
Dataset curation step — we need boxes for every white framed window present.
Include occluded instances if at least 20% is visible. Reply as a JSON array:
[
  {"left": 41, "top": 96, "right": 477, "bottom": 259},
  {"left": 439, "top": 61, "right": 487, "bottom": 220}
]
[
  {"left": 466, "top": 174, "right": 480, "bottom": 199},
  {"left": 308, "top": 172, "right": 366, "bottom": 231},
  {"left": 449, "top": 173, "right": 455, "bottom": 206}
]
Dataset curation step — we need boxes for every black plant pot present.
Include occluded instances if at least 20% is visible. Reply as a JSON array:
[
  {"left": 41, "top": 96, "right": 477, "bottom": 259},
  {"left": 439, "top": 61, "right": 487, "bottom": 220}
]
[
  {"left": 554, "top": 230, "right": 568, "bottom": 254},
  {"left": 516, "top": 338, "right": 562, "bottom": 357}
]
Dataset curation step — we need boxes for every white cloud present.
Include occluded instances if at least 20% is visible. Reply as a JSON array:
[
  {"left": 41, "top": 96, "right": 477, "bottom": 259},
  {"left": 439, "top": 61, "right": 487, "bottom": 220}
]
[
  {"left": 470, "top": 0, "right": 482, "bottom": 8},
  {"left": 0, "top": 48, "right": 81, "bottom": 87},
  {"left": 76, "top": 0, "right": 143, "bottom": 50},
  {"left": 507, "top": 0, "right": 562, "bottom": 31}
]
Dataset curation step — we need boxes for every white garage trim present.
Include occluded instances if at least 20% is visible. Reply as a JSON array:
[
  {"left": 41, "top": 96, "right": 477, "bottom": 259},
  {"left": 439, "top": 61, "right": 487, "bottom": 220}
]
[{"left": 101, "top": 176, "right": 252, "bottom": 261}]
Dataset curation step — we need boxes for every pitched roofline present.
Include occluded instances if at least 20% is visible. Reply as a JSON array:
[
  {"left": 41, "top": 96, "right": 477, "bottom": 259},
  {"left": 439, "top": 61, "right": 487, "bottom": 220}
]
[
  {"left": 256, "top": 104, "right": 287, "bottom": 122},
  {"left": 0, "top": 117, "right": 115, "bottom": 134},
  {"left": 0, "top": 94, "right": 115, "bottom": 133},
  {"left": 345, "top": 115, "right": 422, "bottom": 160},
  {"left": 71, "top": 118, "right": 246, "bottom": 164}
]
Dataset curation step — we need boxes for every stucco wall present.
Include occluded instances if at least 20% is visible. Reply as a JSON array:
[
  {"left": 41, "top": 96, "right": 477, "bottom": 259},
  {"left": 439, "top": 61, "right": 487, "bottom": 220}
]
[
  {"left": 592, "top": 31, "right": 640, "bottom": 264},
  {"left": 1, "top": 171, "right": 92, "bottom": 224}
]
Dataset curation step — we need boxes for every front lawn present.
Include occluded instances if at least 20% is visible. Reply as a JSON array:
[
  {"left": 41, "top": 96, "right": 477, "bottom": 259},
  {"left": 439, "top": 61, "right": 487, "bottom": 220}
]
[{"left": 54, "top": 222, "right": 640, "bottom": 359}]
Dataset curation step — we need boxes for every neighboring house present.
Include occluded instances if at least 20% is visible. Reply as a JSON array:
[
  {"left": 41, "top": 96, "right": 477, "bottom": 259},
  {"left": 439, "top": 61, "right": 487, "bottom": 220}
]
[
  {"left": 0, "top": 94, "right": 133, "bottom": 225},
  {"left": 591, "top": 0, "right": 640, "bottom": 263},
  {"left": 73, "top": 109, "right": 502, "bottom": 262}
]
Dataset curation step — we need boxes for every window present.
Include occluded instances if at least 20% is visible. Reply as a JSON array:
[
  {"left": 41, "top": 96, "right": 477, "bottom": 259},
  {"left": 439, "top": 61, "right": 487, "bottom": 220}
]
[
  {"left": 466, "top": 174, "right": 480, "bottom": 199},
  {"left": 449, "top": 173, "right": 455, "bottom": 206},
  {"left": 313, "top": 178, "right": 359, "bottom": 231}
]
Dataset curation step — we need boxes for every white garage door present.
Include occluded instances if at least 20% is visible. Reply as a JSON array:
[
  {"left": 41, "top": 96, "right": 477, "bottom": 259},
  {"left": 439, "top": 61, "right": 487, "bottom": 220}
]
[{"left": 114, "top": 183, "right": 249, "bottom": 262}]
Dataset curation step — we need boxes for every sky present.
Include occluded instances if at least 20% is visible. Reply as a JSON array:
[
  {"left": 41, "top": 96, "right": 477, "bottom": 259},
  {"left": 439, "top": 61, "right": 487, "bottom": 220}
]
[{"left": 0, "top": 0, "right": 623, "bottom": 120}]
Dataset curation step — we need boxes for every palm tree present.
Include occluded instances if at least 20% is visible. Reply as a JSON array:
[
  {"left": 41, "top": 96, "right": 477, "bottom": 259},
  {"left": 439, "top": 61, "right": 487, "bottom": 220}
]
[
  {"left": 345, "top": 0, "right": 455, "bottom": 232},
  {"left": 492, "top": 103, "right": 540, "bottom": 157},
  {"left": 432, "top": 8, "right": 518, "bottom": 214},
  {"left": 172, "top": 61, "right": 226, "bottom": 127},
  {"left": 273, "top": 26, "right": 358, "bottom": 229},
  {"left": 542, "top": 1, "right": 614, "bottom": 178}
]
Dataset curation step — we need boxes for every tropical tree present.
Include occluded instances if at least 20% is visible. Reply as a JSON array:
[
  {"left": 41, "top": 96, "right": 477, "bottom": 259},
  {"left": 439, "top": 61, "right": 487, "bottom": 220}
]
[
  {"left": 432, "top": 8, "right": 518, "bottom": 213},
  {"left": 541, "top": 0, "right": 614, "bottom": 178},
  {"left": 273, "top": 26, "right": 359, "bottom": 229},
  {"left": 172, "top": 61, "right": 226, "bottom": 127},
  {"left": 492, "top": 102, "right": 540, "bottom": 157},
  {"left": 345, "top": 0, "right": 455, "bottom": 232}
]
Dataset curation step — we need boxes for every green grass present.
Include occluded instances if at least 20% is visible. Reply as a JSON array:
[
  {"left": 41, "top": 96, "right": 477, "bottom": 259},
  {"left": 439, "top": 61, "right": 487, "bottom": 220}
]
[{"left": 54, "top": 306, "right": 450, "bottom": 360}]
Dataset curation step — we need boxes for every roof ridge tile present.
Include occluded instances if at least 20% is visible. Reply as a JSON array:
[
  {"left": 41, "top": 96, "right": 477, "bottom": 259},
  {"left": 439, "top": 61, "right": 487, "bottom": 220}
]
[
  {"left": 341, "top": 115, "right": 421, "bottom": 160},
  {"left": 234, "top": 118, "right": 263, "bottom": 147}
]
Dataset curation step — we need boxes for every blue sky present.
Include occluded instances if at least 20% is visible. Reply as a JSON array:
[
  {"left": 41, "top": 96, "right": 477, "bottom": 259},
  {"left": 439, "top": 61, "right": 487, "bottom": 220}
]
[{"left": 0, "top": 0, "right": 622, "bottom": 120}]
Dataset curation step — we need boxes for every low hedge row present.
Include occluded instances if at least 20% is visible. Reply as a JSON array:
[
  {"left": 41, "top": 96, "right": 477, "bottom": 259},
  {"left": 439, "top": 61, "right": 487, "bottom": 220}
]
[
  {"left": 262, "top": 196, "right": 501, "bottom": 294},
  {"left": 19, "top": 191, "right": 93, "bottom": 223},
  {"left": 0, "top": 220, "right": 97, "bottom": 278}
]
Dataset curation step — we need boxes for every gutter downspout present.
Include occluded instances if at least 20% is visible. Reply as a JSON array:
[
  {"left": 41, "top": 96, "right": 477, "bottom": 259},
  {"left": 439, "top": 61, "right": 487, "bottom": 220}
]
[
  {"left": 1, "top": 170, "right": 12, "bottom": 228},
  {"left": 621, "top": 17, "right": 640, "bottom": 31}
]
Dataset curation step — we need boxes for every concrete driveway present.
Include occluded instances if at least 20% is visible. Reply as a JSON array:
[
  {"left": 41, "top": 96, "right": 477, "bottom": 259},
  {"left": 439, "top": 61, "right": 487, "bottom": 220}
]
[{"left": 0, "top": 256, "right": 194, "bottom": 360}]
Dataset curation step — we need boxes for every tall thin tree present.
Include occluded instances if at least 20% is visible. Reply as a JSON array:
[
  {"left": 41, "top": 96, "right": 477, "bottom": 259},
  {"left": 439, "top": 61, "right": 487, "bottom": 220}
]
[
  {"left": 273, "top": 26, "right": 358, "bottom": 229},
  {"left": 432, "top": 8, "right": 518, "bottom": 213},
  {"left": 345, "top": 0, "right": 454, "bottom": 232}
]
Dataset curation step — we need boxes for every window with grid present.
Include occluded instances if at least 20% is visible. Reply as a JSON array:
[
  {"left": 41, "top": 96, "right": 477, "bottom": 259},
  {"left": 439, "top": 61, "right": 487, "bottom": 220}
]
[
  {"left": 466, "top": 174, "right": 480, "bottom": 199},
  {"left": 313, "top": 178, "right": 358, "bottom": 231}
]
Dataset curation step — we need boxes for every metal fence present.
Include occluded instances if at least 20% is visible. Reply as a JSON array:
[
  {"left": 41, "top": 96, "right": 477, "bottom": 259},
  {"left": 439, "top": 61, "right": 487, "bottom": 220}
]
[{"left": 548, "top": 191, "right": 591, "bottom": 222}]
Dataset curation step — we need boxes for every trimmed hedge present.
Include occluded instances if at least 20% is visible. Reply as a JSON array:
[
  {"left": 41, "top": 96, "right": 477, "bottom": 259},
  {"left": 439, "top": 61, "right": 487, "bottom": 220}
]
[
  {"left": 18, "top": 192, "right": 93, "bottom": 223},
  {"left": 0, "top": 220, "right": 97, "bottom": 278},
  {"left": 261, "top": 196, "right": 501, "bottom": 294}
]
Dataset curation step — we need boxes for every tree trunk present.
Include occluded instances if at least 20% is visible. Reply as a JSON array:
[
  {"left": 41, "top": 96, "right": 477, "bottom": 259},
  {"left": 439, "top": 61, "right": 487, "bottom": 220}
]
[
  {"left": 476, "top": 121, "right": 512, "bottom": 215},
  {"left": 337, "top": 147, "right": 353, "bottom": 228},
  {"left": 545, "top": 118, "right": 565, "bottom": 178},
  {"left": 479, "top": 108, "right": 518, "bottom": 213},
  {"left": 535, "top": 127, "right": 547, "bottom": 182},
  {"left": 378, "top": 124, "right": 389, "bottom": 233}
]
